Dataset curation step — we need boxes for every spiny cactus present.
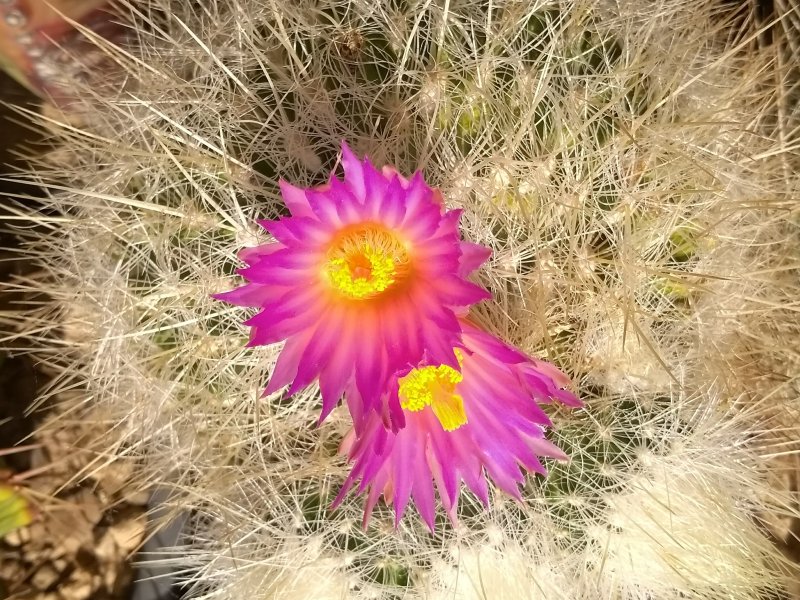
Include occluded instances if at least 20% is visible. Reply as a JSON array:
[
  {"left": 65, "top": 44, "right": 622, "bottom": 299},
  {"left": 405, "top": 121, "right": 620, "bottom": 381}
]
[{"left": 6, "top": 0, "right": 800, "bottom": 598}]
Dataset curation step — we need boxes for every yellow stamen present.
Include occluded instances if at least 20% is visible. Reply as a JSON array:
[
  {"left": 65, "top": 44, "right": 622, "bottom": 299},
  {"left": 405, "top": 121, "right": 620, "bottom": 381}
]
[
  {"left": 398, "top": 350, "right": 467, "bottom": 431},
  {"left": 325, "top": 225, "right": 410, "bottom": 300}
]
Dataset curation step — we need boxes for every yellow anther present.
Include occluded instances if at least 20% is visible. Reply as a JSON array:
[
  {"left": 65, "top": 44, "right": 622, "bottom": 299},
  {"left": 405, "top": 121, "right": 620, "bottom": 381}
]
[
  {"left": 325, "top": 225, "right": 409, "bottom": 299},
  {"left": 398, "top": 350, "right": 467, "bottom": 431}
]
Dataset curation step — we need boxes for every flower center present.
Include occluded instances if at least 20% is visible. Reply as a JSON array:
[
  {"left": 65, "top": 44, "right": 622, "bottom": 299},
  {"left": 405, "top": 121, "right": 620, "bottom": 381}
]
[
  {"left": 398, "top": 351, "right": 467, "bottom": 431},
  {"left": 325, "top": 226, "right": 410, "bottom": 300}
]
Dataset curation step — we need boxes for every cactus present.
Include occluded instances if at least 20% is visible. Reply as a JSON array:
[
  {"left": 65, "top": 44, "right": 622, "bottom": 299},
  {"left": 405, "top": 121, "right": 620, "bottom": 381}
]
[{"left": 7, "top": 0, "right": 800, "bottom": 598}]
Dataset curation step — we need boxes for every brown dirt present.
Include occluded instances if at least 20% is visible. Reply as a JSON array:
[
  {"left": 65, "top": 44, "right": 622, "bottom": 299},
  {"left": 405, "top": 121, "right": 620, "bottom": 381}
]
[{"left": 0, "top": 71, "right": 146, "bottom": 600}]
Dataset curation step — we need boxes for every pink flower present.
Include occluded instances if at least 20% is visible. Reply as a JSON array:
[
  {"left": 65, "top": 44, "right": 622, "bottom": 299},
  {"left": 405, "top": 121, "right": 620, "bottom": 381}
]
[
  {"left": 333, "top": 322, "right": 582, "bottom": 530},
  {"left": 215, "top": 143, "right": 491, "bottom": 428}
]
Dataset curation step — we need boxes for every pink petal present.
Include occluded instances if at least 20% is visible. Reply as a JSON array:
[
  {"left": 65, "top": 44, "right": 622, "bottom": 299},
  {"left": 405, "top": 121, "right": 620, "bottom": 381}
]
[
  {"left": 287, "top": 308, "right": 338, "bottom": 395},
  {"left": 212, "top": 283, "right": 276, "bottom": 307},
  {"left": 341, "top": 141, "right": 366, "bottom": 201},
  {"left": 318, "top": 317, "right": 358, "bottom": 421},
  {"left": 307, "top": 189, "right": 345, "bottom": 229},
  {"left": 412, "top": 239, "right": 462, "bottom": 276},
  {"left": 238, "top": 264, "right": 308, "bottom": 287},
  {"left": 401, "top": 200, "right": 441, "bottom": 240},
  {"left": 362, "top": 480, "right": 384, "bottom": 528},
  {"left": 329, "top": 177, "right": 365, "bottom": 223},
  {"left": 354, "top": 311, "right": 388, "bottom": 411},
  {"left": 528, "top": 359, "right": 570, "bottom": 387},
  {"left": 382, "top": 165, "right": 409, "bottom": 187},
  {"left": 480, "top": 448, "right": 524, "bottom": 500},
  {"left": 246, "top": 311, "right": 315, "bottom": 347},
  {"left": 240, "top": 242, "right": 282, "bottom": 266},
  {"left": 465, "top": 326, "right": 529, "bottom": 364},
  {"left": 339, "top": 428, "right": 357, "bottom": 455},
  {"left": 427, "top": 431, "right": 458, "bottom": 509},
  {"left": 345, "top": 384, "right": 368, "bottom": 433},
  {"left": 391, "top": 435, "right": 415, "bottom": 525},
  {"left": 421, "top": 322, "right": 460, "bottom": 370},
  {"left": 242, "top": 283, "right": 323, "bottom": 324},
  {"left": 247, "top": 248, "right": 319, "bottom": 271},
  {"left": 279, "top": 180, "right": 313, "bottom": 217},
  {"left": 384, "top": 391, "right": 406, "bottom": 432},
  {"left": 418, "top": 209, "right": 461, "bottom": 246},
  {"left": 262, "top": 216, "right": 331, "bottom": 247},
  {"left": 462, "top": 464, "right": 490, "bottom": 506},
  {"left": 362, "top": 157, "right": 390, "bottom": 218},
  {"left": 527, "top": 437, "right": 569, "bottom": 461},
  {"left": 377, "top": 176, "right": 407, "bottom": 227},
  {"left": 459, "top": 242, "right": 492, "bottom": 275},
  {"left": 264, "top": 331, "right": 312, "bottom": 395},
  {"left": 383, "top": 298, "right": 422, "bottom": 368},
  {"left": 434, "top": 275, "right": 492, "bottom": 306},
  {"left": 412, "top": 464, "right": 436, "bottom": 531}
]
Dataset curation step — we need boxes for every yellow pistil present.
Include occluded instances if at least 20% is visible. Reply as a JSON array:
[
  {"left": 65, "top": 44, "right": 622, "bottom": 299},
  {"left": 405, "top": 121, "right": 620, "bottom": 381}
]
[
  {"left": 325, "top": 225, "right": 410, "bottom": 300},
  {"left": 398, "top": 350, "right": 467, "bottom": 431}
]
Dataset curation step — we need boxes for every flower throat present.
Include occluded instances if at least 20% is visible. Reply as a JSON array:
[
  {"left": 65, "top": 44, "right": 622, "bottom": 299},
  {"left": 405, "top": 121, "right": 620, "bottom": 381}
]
[
  {"left": 325, "top": 225, "right": 410, "bottom": 300},
  {"left": 398, "top": 351, "right": 468, "bottom": 431}
]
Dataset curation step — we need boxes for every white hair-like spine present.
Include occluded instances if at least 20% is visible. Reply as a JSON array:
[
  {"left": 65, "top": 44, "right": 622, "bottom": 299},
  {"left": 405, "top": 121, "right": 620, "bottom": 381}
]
[{"left": 6, "top": 0, "right": 799, "bottom": 598}]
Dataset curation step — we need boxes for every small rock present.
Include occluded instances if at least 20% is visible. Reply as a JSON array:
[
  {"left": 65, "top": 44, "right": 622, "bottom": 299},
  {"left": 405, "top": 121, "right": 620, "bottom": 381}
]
[
  {"left": 0, "top": 559, "right": 17, "bottom": 580},
  {"left": 123, "top": 489, "right": 150, "bottom": 506},
  {"left": 23, "top": 540, "right": 47, "bottom": 563},
  {"left": 25, "top": 520, "right": 46, "bottom": 541},
  {"left": 108, "top": 515, "right": 146, "bottom": 554},
  {"left": 101, "top": 562, "right": 118, "bottom": 591},
  {"left": 95, "top": 529, "right": 118, "bottom": 563},
  {"left": 59, "top": 569, "right": 95, "bottom": 600},
  {"left": 31, "top": 563, "right": 61, "bottom": 591},
  {"left": 93, "top": 460, "right": 134, "bottom": 498},
  {"left": 0, "top": 397, "right": 149, "bottom": 599},
  {"left": 48, "top": 540, "right": 68, "bottom": 561},
  {"left": 4, "top": 527, "right": 30, "bottom": 546},
  {"left": 46, "top": 510, "right": 93, "bottom": 556},
  {"left": 52, "top": 557, "right": 68, "bottom": 573},
  {"left": 72, "top": 488, "right": 103, "bottom": 526}
]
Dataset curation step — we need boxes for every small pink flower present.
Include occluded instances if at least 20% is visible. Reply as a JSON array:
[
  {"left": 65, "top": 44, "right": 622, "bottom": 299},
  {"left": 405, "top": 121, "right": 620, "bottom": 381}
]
[
  {"left": 334, "top": 321, "right": 582, "bottom": 530},
  {"left": 215, "top": 143, "right": 491, "bottom": 429}
]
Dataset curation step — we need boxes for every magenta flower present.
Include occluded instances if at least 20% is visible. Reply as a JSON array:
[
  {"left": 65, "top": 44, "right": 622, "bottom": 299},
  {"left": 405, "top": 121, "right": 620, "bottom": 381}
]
[
  {"left": 215, "top": 143, "right": 491, "bottom": 428},
  {"left": 333, "top": 321, "right": 582, "bottom": 530}
]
